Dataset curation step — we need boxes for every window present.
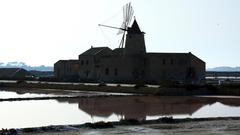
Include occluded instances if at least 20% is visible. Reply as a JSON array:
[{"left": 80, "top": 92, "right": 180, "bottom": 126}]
[
  {"left": 141, "top": 70, "right": 145, "bottom": 76},
  {"left": 85, "top": 70, "right": 89, "bottom": 77},
  {"left": 143, "top": 58, "right": 147, "bottom": 65},
  {"left": 114, "top": 68, "right": 118, "bottom": 76},
  {"left": 132, "top": 69, "right": 139, "bottom": 79},
  {"left": 171, "top": 59, "right": 174, "bottom": 65},
  {"left": 178, "top": 59, "right": 184, "bottom": 65},
  {"left": 81, "top": 60, "right": 84, "bottom": 65},
  {"left": 162, "top": 58, "right": 166, "bottom": 65},
  {"left": 105, "top": 68, "right": 109, "bottom": 75},
  {"left": 86, "top": 60, "right": 89, "bottom": 65}
]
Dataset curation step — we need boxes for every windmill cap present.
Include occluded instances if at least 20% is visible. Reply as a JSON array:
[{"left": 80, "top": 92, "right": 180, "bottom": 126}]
[{"left": 128, "top": 19, "right": 144, "bottom": 34}]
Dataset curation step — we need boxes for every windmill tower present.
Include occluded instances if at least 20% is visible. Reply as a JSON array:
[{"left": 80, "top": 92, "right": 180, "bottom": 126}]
[
  {"left": 99, "top": 2, "right": 146, "bottom": 56},
  {"left": 124, "top": 18, "right": 146, "bottom": 56}
]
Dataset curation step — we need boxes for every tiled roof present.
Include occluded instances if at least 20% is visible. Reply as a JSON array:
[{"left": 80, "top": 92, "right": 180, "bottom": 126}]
[
  {"left": 81, "top": 47, "right": 111, "bottom": 56},
  {"left": 112, "top": 48, "right": 124, "bottom": 55}
]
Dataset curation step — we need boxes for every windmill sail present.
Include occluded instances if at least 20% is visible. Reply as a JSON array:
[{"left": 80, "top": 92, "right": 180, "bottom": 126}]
[
  {"left": 117, "top": 2, "right": 134, "bottom": 35},
  {"left": 118, "top": 2, "right": 134, "bottom": 48},
  {"left": 98, "top": 2, "right": 134, "bottom": 49}
]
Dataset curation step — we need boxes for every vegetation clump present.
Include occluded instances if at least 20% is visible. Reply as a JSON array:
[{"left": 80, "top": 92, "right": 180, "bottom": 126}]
[
  {"left": 22, "top": 127, "right": 38, "bottom": 133},
  {"left": 98, "top": 82, "right": 107, "bottom": 87},
  {"left": 134, "top": 84, "right": 146, "bottom": 89},
  {"left": 84, "top": 121, "right": 114, "bottom": 128},
  {"left": 159, "top": 116, "right": 175, "bottom": 124},
  {"left": 0, "top": 128, "right": 17, "bottom": 135},
  {"left": 119, "top": 119, "right": 141, "bottom": 125}
]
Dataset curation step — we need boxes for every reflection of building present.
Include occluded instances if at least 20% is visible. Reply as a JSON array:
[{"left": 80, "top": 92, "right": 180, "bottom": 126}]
[
  {"left": 56, "top": 96, "right": 240, "bottom": 120},
  {"left": 76, "top": 96, "right": 212, "bottom": 120},
  {"left": 54, "top": 19, "right": 205, "bottom": 84},
  {"left": 216, "top": 98, "right": 240, "bottom": 107}
]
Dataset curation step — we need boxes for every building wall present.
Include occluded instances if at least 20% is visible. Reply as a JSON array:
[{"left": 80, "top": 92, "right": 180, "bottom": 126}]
[
  {"left": 146, "top": 53, "right": 192, "bottom": 83},
  {"left": 78, "top": 56, "right": 95, "bottom": 80},
  {"left": 190, "top": 54, "right": 206, "bottom": 84},
  {"left": 54, "top": 60, "right": 80, "bottom": 81},
  {"left": 124, "top": 34, "right": 146, "bottom": 56},
  {"left": 78, "top": 48, "right": 113, "bottom": 81},
  {"left": 98, "top": 55, "right": 146, "bottom": 83},
  {"left": 54, "top": 52, "right": 205, "bottom": 84},
  {"left": 89, "top": 52, "right": 204, "bottom": 84}
]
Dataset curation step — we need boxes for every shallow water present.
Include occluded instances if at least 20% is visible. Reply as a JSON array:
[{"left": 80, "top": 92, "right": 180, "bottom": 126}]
[
  {"left": 1, "top": 91, "right": 240, "bottom": 129},
  {"left": 0, "top": 91, "right": 58, "bottom": 99},
  {"left": 0, "top": 100, "right": 120, "bottom": 129}
]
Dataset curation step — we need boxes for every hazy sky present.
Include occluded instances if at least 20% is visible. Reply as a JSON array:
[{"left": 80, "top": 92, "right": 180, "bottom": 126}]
[{"left": 0, "top": 0, "right": 240, "bottom": 68}]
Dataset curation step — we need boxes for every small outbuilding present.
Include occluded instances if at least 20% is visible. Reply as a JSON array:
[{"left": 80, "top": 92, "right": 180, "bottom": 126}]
[{"left": 0, "top": 68, "right": 34, "bottom": 80}]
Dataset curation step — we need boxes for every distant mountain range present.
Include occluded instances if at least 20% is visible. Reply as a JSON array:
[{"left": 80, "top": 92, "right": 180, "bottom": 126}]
[
  {"left": 0, "top": 62, "right": 53, "bottom": 71},
  {"left": 207, "top": 66, "right": 240, "bottom": 72}
]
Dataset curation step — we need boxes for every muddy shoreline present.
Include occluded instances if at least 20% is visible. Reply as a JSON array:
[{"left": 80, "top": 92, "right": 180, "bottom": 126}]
[
  {"left": 1, "top": 80, "right": 240, "bottom": 96},
  {"left": 1, "top": 117, "right": 240, "bottom": 135}
]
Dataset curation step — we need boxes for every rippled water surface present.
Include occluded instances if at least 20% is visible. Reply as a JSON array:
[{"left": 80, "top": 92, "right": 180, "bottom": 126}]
[{"left": 1, "top": 90, "right": 240, "bottom": 129}]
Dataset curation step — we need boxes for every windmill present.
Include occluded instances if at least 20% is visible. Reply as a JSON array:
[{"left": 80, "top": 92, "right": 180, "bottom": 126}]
[{"left": 99, "top": 2, "right": 134, "bottom": 48}]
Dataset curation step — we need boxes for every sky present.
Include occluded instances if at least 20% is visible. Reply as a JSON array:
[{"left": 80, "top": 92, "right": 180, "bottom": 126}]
[{"left": 0, "top": 0, "right": 240, "bottom": 68}]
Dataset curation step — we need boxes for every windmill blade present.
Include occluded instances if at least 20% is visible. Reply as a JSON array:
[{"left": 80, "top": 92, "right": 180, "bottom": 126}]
[
  {"left": 123, "top": 3, "right": 133, "bottom": 27},
  {"left": 126, "top": 3, "right": 130, "bottom": 25},
  {"left": 123, "top": 4, "right": 127, "bottom": 24},
  {"left": 124, "top": 2, "right": 134, "bottom": 27},
  {"left": 130, "top": 6, "right": 134, "bottom": 21},
  {"left": 118, "top": 2, "right": 132, "bottom": 34},
  {"left": 127, "top": 6, "right": 134, "bottom": 26},
  {"left": 117, "top": 2, "right": 134, "bottom": 48},
  {"left": 129, "top": 5, "right": 134, "bottom": 25},
  {"left": 127, "top": 3, "right": 131, "bottom": 23}
]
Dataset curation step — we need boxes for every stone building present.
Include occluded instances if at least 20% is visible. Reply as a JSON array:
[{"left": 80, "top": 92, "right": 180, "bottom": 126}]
[
  {"left": 0, "top": 68, "right": 34, "bottom": 79},
  {"left": 54, "top": 60, "right": 80, "bottom": 81},
  {"left": 54, "top": 19, "right": 205, "bottom": 84}
]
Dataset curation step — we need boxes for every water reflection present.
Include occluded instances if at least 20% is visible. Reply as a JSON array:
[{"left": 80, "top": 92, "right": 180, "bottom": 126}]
[
  {"left": 1, "top": 91, "right": 240, "bottom": 129},
  {"left": 57, "top": 96, "right": 240, "bottom": 120}
]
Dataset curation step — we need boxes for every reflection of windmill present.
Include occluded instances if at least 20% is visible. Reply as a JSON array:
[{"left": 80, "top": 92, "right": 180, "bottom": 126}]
[{"left": 99, "top": 2, "right": 134, "bottom": 48}]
